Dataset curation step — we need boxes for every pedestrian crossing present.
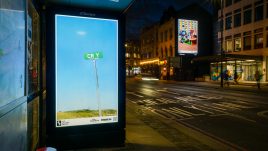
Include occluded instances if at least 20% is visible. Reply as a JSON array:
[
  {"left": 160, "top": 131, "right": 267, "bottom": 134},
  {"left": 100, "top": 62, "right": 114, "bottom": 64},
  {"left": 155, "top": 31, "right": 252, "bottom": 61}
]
[
  {"left": 128, "top": 96, "right": 259, "bottom": 121},
  {"left": 126, "top": 89, "right": 259, "bottom": 122}
]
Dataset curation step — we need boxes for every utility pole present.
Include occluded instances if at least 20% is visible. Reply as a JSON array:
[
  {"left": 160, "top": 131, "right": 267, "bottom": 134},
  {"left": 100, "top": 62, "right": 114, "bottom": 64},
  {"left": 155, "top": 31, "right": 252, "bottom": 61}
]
[
  {"left": 93, "top": 60, "right": 101, "bottom": 117},
  {"left": 220, "top": 0, "right": 224, "bottom": 87},
  {"left": 84, "top": 52, "right": 103, "bottom": 117}
]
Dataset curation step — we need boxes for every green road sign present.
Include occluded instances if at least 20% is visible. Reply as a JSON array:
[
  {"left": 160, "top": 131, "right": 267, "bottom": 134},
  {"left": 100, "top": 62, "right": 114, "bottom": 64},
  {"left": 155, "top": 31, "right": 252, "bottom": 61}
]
[{"left": 84, "top": 52, "right": 103, "bottom": 60}]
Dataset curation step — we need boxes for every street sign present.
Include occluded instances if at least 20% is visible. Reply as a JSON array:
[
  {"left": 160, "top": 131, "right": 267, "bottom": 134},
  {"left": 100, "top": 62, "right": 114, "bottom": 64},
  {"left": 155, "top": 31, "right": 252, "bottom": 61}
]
[{"left": 84, "top": 52, "right": 103, "bottom": 60}]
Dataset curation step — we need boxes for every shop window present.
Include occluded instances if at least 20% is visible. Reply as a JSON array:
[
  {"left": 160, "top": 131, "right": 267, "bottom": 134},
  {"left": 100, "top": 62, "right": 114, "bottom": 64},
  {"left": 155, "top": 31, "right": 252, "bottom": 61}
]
[
  {"left": 225, "top": 16, "right": 232, "bottom": 30},
  {"left": 254, "top": 33, "right": 263, "bottom": 49},
  {"left": 244, "top": 9, "right": 252, "bottom": 24},
  {"left": 243, "top": 36, "right": 251, "bottom": 50},
  {"left": 255, "top": 5, "right": 263, "bottom": 21},
  {"left": 225, "top": 39, "right": 233, "bottom": 52},
  {"left": 234, "top": 13, "right": 241, "bottom": 27},
  {"left": 234, "top": 37, "right": 241, "bottom": 51},
  {"left": 225, "top": 0, "right": 232, "bottom": 7}
]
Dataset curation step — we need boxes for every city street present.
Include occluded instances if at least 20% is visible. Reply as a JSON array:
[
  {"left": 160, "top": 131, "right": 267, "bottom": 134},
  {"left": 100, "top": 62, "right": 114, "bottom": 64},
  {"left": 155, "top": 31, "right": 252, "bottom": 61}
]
[{"left": 126, "top": 78, "right": 268, "bottom": 151}]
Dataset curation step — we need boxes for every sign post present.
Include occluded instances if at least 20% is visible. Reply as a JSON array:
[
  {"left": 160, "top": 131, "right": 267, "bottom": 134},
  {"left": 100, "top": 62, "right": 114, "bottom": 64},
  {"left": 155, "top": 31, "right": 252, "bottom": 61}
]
[{"left": 84, "top": 52, "right": 103, "bottom": 117}]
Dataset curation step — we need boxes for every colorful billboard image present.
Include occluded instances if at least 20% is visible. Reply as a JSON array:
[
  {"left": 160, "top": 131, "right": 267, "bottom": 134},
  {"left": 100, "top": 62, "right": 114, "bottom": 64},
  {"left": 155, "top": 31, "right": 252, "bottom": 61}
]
[
  {"left": 55, "top": 14, "right": 118, "bottom": 127},
  {"left": 178, "top": 19, "right": 198, "bottom": 54}
]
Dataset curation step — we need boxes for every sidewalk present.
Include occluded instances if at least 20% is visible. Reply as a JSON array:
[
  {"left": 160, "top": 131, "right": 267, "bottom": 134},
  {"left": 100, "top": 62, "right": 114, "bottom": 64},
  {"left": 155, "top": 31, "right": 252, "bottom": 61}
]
[{"left": 73, "top": 102, "right": 179, "bottom": 151}]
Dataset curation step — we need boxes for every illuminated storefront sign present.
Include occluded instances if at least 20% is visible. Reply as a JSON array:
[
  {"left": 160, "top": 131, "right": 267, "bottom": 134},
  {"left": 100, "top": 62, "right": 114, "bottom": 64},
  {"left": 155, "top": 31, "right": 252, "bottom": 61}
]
[
  {"left": 178, "top": 19, "right": 198, "bottom": 54},
  {"left": 140, "top": 59, "right": 159, "bottom": 65},
  {"left": 55, "top": 14, "right": 118, "bottom": 127}
]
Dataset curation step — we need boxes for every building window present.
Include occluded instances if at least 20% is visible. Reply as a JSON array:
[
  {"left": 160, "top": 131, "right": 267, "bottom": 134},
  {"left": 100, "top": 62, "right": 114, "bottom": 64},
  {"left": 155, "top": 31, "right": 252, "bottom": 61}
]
[
  {"left": 244, "top": 9, "right": 252, "bottom": 25},
  {"left": 225, "top": 0, "right": 232, "bottom": 7},
  {"left": 225, "top": 15, "right": 232, "bottom": 30},
  {"left": 234, "top": 37, "right": 241, "bottom": 51},
  {"left": 161, "top": 32, "right": 163, "bottom": 42},
  {"left": 225, "top": 38, "right": 233, "bottom": 52},
  {"left": 234, "top": 13, "right": 241, "bottom": 27},
  {"left": 267, "top": 3, "right": 268, "bottom": 18},
  {"left": 234, "top": 0, "right": 241, "bottom": 3},
  {"left": 126, "top": 53, "right": 130, "bottom": 58},
  {"left": 165, "top": 30, "right": 168, "bottom": 41},
  {"left": 254, "top": 28, "right": 263, "bottom": 49},
  {"left": 243, "top": 31, "right": 251, "bottom": 50},
  {"left": 219, "top": 19, "right": 223, "bottom": 31},
  {"left": 161, "top": 48, "right": 163, "bottom": 58},
  {"left": 169, "top": 46, "right": 173, "bottom": 57},
  {"left": 169, "top": 28, "right": 173, "bottom": 40},
  {"left": 255, "top": 5, "right": 263, "bottom": 21},
  {"left": 266, "top": 32, "right": 268, "bottom": 47},
  {"left": 254, "top": 33, "right": 263, "bottom": 49},
  {"left": 133, "top": 53, "right": 137, "bottom": 58}
]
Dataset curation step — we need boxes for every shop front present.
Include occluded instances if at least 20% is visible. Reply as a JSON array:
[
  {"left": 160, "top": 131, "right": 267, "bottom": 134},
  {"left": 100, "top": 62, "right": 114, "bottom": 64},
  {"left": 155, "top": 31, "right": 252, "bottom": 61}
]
[
  {"left": 193, "top": 54, "right": 265, "bottom": 82},
  {"left": 210, "top": 60, "right": 262, "bottom": 82}
]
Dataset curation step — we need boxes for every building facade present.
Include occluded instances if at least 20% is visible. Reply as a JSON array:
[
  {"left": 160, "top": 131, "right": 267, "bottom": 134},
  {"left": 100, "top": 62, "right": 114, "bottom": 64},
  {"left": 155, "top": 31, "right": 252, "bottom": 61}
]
[
  {"left": 125, "top": 40, "right": 141, "bottom": 76},
  {"left": 140, "top": 5, "right": 213, "bottom": 80},
  {"left": 215, "top": 0, "right": 268, "bottom": 82},
  {"left": 140, "top": 18, "right": 176, "bottom": 79}
]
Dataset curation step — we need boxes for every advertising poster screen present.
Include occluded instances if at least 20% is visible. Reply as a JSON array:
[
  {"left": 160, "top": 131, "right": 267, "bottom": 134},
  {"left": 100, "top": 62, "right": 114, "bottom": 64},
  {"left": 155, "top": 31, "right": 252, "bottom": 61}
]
[
  {"left": 55, "top": 14, "right": 118, "bottom": 127},
  {"left": 178, "top": 19, "right": 198, "bottom": 54}
]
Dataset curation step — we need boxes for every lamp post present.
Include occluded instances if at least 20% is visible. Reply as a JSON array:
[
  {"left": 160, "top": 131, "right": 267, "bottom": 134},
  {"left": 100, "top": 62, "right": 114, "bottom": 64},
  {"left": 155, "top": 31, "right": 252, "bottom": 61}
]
[{"left": 220, "top": 0, "right": 224, "bottom": 87}]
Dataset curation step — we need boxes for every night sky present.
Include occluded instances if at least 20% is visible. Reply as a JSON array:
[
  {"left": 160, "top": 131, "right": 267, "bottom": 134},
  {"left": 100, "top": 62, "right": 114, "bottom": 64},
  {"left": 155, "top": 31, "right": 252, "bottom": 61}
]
[{"left": 125, "top": 0, "right": 216, "bottom": 40}]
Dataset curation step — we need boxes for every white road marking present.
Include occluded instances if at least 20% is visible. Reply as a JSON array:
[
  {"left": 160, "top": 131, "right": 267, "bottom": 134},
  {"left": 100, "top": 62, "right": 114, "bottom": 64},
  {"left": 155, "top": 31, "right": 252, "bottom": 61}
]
[
  {"left": 162, "top": 108, "right": 185, "bottom": 118},
  {"left": 257, "top": 110, "right": 268, "bottom": 119},
  {"left": 126, "top": 91, "right": 144, "bottom": 98},
  {"left": 184, "top": 105, "right": 215, "bottom": 114}
]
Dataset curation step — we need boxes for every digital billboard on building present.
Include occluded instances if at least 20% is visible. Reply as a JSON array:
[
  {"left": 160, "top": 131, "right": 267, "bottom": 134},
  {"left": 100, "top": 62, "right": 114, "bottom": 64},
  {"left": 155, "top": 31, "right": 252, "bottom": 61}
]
[{"left": 177, "top": 19, "right": 198, "bottom": 54}]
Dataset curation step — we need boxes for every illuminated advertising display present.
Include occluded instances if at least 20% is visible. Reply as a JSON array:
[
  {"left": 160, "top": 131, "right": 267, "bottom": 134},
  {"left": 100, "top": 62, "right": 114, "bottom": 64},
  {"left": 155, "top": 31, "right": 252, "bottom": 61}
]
[
  {"left": 55, "top": 14, "right": 118, "bottom": 127},
  {"left": 178, "top": 19, "right": 198, "bottom": 54}
]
